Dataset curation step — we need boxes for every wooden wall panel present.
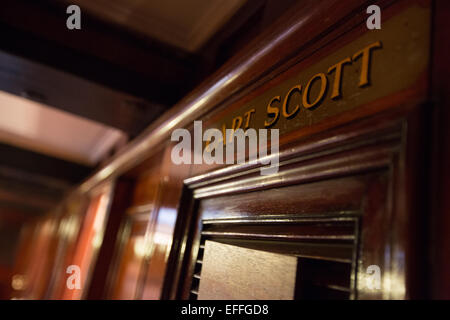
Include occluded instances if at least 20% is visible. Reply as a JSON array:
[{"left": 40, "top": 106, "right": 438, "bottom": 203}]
[
  {"left": 108, "top": 215, "right": 148, "bottom": 299},
  {"left": 52, "top": 184, "right": 113, "bottom": 300},
  {"left": 140, "top": 144, "right": 192, "bottom": 300},
  {"left": 86, "top": 179, "right": 134, "bottom": 299},
  {"left": 132, "top": 172, "right": 161, "bottom": 207},
  {"left": 105, "top": 152, "right": 169, "bottom": 299},
  {"left": 12, "top": 216, "right": 60, "bottom": 299},
  {"left": 166, "top": 102, "right": 428, "bottom": 299},
  {"left": 8, "top": 222, "right": 37, "bottom": 299},
  {"left": 12, "top": 0, "right": 449, "bottom": 300},
  {"left": 45, "top": 197, "right": 88, "bottom": 299}
]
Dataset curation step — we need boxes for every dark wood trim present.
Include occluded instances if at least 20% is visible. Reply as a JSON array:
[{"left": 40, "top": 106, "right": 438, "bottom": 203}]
[
  {"left": 164, "top": 99, "right": 427, "bottom": 298},
  {"left": 429, "top": 0, "right": 450, "bottom": 299},
  {"left": 86, "top": 178, "right": 134, "bottom": 299},
  {"left": 160, "top": 185, "right": 197, "bottom": 300},
  {"left": 185, "top": 109, "right": 406, "bottom": 189}
]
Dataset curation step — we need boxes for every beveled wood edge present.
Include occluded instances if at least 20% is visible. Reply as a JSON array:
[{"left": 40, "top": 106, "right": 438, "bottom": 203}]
[
  {"left": 172, "top": 119, "right": 404, "bottom": 298},
  {"left": 201, "top": 213, "right": 360, "bottom": 224},
  {"left": 75, "top": 0, "right": 377, "bottom": 194},
  {"left": 193, "top": 142, "right": 398, "bottom": 199},
  {"left": 185, "top": 116, "right": 404, "bottom": 188},
  {"left": 186, "top": 117, "right": 404, "bottom": 199},
  {"left": 125, "top": 203, "right": 154, "bottom": 216}
]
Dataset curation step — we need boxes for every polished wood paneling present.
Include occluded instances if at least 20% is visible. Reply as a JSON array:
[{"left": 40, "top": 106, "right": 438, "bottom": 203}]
[
  {"left": 167, "top": 99, "right": 427, "bottom": 299},
  {"left": 8, "top": 222, "right": 37, "bottom": 299},
  {"left": 12, "top": 0, "right": 449, "bottom": 300},
  {"left": 11, "top": 216, "right": 60, "bottom": 299},
  {"left": 161, "top": 0, "right": 435, "bottom": 300},
  {"left": 132, "top": 172, "right": 162, "bottom": 207},
  {"left": 59, "top": 184, "right": 113, "bottom": 300},
  {"left": 86, "top": 179, "right": 134, "bottom": 299},
  {"left": 108, "top": 214, "right": 149, "bottom": 299},
  {"left": 140, "top": 144, "right": 192, "bottom": 300},
  {"left": 104, "top": 151, "right": 172, "bottom": 299}
]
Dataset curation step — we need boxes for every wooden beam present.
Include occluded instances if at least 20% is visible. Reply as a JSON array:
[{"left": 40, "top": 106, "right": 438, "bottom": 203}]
[
  {"left": 0, "top": 0, "right": 205, "bottom": 136},
  {"left": 0, "top": 142, "right": 93, "bottom": 185},
  {"left": 0, "top": 0, "right": 200, "bottom": 106},
  {"left": 0, "top": 50, "right": 163, "bottom": 136}
]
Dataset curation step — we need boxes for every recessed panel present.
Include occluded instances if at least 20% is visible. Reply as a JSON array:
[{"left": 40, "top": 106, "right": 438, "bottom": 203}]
[{"left": 198, "top": 240, "right": 297, "bottom": 300}]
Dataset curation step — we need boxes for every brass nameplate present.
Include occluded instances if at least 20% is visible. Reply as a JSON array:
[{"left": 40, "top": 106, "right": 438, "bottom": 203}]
[{"left": 208, "top": 5, "right": 430, "bottom": 138}]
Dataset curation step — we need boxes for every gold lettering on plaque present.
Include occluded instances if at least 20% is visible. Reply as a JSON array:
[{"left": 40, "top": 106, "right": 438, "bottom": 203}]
[
  {"left": 328, "top": 57, "right": 352, "bottom": 99},
  {"left": 264, "top": 95, "right": 281, "bottom": 128},
  {"left": 243, "top": 108, "right": 256, "bottom": 129},
  {"left": 208, "top": 6, "right": 429, "bottom": 140},
  {"left": 282, "top": 85, "right": 301, "bottom": 118},
  {"left": 302, "top": 72, "right": 328, "bottom": 109},
  {"left": 229, "top": 116, "right": 243, "bottom": 142},
  {"left": 352, "top": 41, "right": 382, "bottom": 87}
]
